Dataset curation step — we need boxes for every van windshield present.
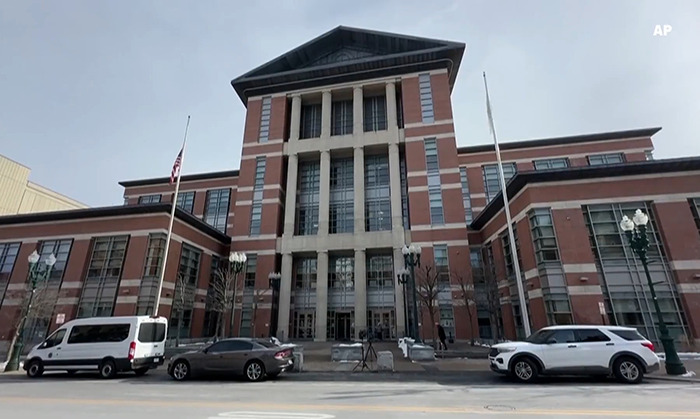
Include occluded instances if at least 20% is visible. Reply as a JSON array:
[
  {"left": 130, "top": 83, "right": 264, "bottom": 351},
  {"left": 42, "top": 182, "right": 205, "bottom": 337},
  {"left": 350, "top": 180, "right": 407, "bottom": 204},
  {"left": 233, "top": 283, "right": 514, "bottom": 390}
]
[{"left": 138, "top": 323, "right": 166, "bottom": 343}]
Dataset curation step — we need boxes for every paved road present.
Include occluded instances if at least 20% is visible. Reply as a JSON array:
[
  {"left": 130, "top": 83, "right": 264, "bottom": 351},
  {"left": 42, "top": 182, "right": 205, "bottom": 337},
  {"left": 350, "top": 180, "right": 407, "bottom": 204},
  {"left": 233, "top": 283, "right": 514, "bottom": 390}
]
[{"left": 0, "top": 370, "right": 698, "bottom": 418}]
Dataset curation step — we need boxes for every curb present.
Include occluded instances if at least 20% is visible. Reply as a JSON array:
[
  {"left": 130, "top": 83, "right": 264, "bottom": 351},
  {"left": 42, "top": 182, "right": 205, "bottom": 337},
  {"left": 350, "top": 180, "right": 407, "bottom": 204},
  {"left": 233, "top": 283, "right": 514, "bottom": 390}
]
[{"left": 646, "top": 375, "right": 700, "bottom": 384}]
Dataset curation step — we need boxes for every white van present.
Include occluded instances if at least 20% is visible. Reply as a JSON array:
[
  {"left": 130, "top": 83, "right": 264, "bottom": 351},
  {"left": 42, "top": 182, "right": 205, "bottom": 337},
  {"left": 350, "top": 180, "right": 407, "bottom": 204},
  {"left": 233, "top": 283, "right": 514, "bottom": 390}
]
[{"left": 23, "top": 315, "right": 168, "bottom": 379}]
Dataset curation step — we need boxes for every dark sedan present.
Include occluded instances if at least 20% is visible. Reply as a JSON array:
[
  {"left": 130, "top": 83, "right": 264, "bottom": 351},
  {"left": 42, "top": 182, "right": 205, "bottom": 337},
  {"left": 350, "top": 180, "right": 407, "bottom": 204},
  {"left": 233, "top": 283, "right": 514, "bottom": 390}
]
[{"left": 167, "top": 338, "right": 294, "bottom": 382}]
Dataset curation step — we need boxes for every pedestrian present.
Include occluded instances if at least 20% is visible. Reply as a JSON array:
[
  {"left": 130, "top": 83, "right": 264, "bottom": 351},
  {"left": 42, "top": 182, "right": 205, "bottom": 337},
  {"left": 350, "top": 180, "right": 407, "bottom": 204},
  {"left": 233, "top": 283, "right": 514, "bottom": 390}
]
[{"left": 436, "top": 323, "right": 448, "bottom": 350}]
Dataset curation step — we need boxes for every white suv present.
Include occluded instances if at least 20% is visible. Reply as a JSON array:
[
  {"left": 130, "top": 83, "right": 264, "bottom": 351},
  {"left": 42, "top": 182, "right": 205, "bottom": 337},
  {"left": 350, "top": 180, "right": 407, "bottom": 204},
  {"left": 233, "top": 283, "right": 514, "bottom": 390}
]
[{"left": 489, "top": 325, "right": 660, "bottom": 384}]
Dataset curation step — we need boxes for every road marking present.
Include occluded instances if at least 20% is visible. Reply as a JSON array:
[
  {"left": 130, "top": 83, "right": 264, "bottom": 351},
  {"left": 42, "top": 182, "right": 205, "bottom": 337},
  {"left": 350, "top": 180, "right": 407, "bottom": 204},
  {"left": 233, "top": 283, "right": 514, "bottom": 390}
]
[
  {"left": 0, "top": 396, "right": 698, "bottom": 417},
  {"left": 213, "top": 413, "right": 334, "bottom": 419}
]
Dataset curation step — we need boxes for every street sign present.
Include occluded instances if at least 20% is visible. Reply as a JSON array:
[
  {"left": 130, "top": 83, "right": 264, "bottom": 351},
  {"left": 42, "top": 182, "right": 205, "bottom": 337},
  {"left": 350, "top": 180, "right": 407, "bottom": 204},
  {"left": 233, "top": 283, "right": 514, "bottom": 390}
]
[
  {"left": 598, "top": 302, "right": 606, "bottom": 315},
  {"left": 56, "top": 313, "right": 65, "bottom": 324}
]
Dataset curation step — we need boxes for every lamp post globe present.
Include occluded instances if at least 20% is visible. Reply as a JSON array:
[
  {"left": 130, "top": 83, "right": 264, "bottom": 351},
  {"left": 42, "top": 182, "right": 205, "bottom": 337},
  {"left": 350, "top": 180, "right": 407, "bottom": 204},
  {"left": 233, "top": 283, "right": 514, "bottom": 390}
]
[{"left": 620, "top": 209, "right": 686, "bottom": 376}]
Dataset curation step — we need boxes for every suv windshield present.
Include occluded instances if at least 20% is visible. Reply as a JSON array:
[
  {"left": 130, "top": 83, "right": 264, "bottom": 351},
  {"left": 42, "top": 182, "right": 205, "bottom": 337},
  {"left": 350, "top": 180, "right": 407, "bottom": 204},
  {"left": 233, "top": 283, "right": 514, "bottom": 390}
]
[{"left": 525, "top": 329, "right": 553, "bottom": 344}]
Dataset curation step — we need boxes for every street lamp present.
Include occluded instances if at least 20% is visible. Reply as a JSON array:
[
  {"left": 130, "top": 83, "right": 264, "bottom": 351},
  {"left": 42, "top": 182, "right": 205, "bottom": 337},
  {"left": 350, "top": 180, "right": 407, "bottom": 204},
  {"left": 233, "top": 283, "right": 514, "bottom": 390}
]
[
  {"left": 268, "top": 272, "right": 281, "bottom": 338},
  {"left": 227, "top": 252, "right": 247, "bottom": 337},
  {"left": 4, "top": 250, "right": 56, "bottom": 372},
  {"left": 619, "top": 209, "right": 686, "bottom": 375},
  {"left": 396, "top": 267, "right": 410, "bottom": 338},
  {"left": 402, "top": 244, "right": 422, "bottom": 342}
]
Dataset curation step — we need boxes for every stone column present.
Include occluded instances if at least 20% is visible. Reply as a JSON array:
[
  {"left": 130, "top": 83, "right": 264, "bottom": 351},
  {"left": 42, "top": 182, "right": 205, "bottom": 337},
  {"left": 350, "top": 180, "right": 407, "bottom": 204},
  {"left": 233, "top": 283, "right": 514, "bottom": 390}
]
[
  {"left": 354, "top": 249, "right": 367, "bottom": 340},
  {"left": 385, "top": 81, "right": 397, "bottom": 129},
  {"left": 321, "top": 90, "right": 332, "bottom": 138},
  {"left": 353, "top": 86, "right": 363, "bottom": 135},
  {"left": 393, "top": 247, "right": 407, "bottom": 338},
  {"left": 277, "top": 253, "right": 293, "bottom": 341},
  {"left": 290, "top": 94, "right": 302, "bottom": 141},
  {"left": 283, "top": 154, "right": 298, "bottom": 236},
  {"left": 318, "top": 150, "right": 331, "bottom": 235},
  {"left": 388, "top": 143, "right": 403, "bottom": 231},
  {"left": 315, "top": 250, "right": 329, "bottom": 341},
  {"left": 353, "top": 146, "right": 365, "bottom": 234}
]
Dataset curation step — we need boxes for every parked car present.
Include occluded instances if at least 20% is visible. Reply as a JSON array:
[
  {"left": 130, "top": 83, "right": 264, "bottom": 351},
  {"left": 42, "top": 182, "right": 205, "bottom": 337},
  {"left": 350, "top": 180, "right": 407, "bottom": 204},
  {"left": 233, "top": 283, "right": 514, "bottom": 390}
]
[
  {"left": 489, "top": 325, "right": 660, "bottom": 384},
  {"left": 167, "top": 338, "right": 294, "bottom": 382},
  {"left": 24, "top": 315, "right": 168, "bottom": 379}
]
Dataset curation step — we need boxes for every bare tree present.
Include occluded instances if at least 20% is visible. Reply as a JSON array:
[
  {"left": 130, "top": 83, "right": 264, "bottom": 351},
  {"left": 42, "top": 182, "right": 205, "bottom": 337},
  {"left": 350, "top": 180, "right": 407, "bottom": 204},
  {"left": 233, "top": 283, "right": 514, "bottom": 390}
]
[
  {"left": 416, "top": 264, "right": 441, "bottom": 346},
  {"left": 172, "top": 273, "right": 188, "bottom": 347},
  {"left": 453, "top": 270, "right": 477, "bottom": 345},
  {"left": 208, "top": 264, "right": 241, "bottom": 339},
  {"left": 4, "top": 280, "right": 56, "bottom": 365},
  {"left": 473, "top": 257, "right": 505, "bottom": 342},
  {"left": 250, "top": 288, "right": 266, "bottom": 338}
]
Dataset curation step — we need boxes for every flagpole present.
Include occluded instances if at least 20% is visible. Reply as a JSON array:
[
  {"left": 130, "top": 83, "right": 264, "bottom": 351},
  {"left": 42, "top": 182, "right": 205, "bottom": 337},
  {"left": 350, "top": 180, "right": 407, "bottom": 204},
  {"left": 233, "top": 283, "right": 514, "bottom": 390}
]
[
  {"left": 483, "top": 72, "right": 531, "bottom": 337},
  {"left": 153, "top": 115, "right": 190, "bottom": 317}
]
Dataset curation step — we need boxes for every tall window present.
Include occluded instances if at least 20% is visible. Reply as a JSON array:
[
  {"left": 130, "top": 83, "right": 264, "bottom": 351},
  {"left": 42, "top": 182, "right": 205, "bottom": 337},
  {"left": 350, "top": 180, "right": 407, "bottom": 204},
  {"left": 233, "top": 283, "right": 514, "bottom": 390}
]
[
  {"left": 501, "top": 225, "right": 523, "bottom": 279},
  {"left": 483, "top": 163, "right": 517, "bottom": 202},
  {"left": 0, "top": 242, "right": 20, "bottom": 307},
  {"left": 292, "top": 257, "right": 317, "bottom": 340},
  {"left": 400, "top": 154, "right": 410, "bottom": 229},
  {"left": 583, "top": 202, "right": 688, "bottom": 343},
  {"left": 365, "top": 154, "right": 391, "bottom": 231},
  {"left": 363, "top": 95, "right": 387, "bottom": 132},
  {"left": 204, "top": 188, "right": 230, "bottom": 233},
  {"left": 296, "top": 161, "right": 320, "bottom": 235},
  {"left": 37, "top": 239, "right": 72, "bottom": 285},
  {"left": 425, "top": 138, "right": 444, "bottom": 225},
  {"left": 460, "top": 167, "right": 473, "bottom": 224},
  {"left": 136, "top": 233, "right": 166, "bottom": 315},
  {"left": 329, "top": 157, "right": 354, "bottom": 234},
  {"left": 77, "top": 235, "right": 129, "bottom": 318},
  {"left": 418, "top": 73, "right": 434, "bottom": 123},
  {"left": 300, "top": 103, "right": 321, "bottom": 139},
  {"left": 244, "top": 254, "right": 257, "bottom": 288},
  {"left": 138, "top": 194, "right": 161, "bottom": 204},
  {"left": 203, "top": 255, "right": 221, "bottom": 337},
  {"left": 176, "top": 191, "right": 195, "bottom": 213},
  {"left": 258, "top": 96, "right": 272, "bottom": 143},
  {"left": 329, "top": 256, "right": 355, "bottom": 289},
  {"left": 366, "top": 255, "right": 393, "bottom": 288},
  {"left": 171, "top": 243, "right": 201, "bottom": 339},
  {"left": 434, "top": 244, "right": 450, "bottom": 286},
  {"left": 587, "top": 153, "right": 625, "bottom": 166},
  {"left": 690, "top": 198, "right": 700, "bottom": 236},
  {"left": 396, "top": 89, "right": 404, "bottom": 129},
  {"left": 250, "top": 157, "right": 266, "bottom": 236},
  {"left": 528, "top": 208, "right": 560, "bottom": 263},
  {"left": 331, "top": 100, "right": 353, "bottom": 136},
  {"left": 533, "top": 158, "right": 569, "bottom": 170}
]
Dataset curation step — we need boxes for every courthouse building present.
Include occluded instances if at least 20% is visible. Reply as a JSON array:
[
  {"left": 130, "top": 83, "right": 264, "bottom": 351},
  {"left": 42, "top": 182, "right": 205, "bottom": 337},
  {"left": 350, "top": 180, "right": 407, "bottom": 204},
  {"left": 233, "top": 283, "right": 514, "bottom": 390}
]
[{"left": 1, "top": 27, "right": 699, "bottom": 351}]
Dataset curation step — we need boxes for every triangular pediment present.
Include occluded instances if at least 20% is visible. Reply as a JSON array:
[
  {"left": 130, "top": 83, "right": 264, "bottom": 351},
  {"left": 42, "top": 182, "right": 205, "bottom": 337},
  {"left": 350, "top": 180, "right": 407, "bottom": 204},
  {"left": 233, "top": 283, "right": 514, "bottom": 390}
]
[
  {"left": 231, "top": 26, "right": 465, "bottom": 104},
  {"left": 238, "top": 26, "right": 461, "bottom": 78}
]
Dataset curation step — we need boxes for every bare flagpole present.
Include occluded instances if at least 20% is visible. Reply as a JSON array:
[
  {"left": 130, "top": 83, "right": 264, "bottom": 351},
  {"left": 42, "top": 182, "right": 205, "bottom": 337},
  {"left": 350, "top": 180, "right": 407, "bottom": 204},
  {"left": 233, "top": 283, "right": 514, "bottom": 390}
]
[
  {"left": 483, "top": 72, "right": 531, "bottom": 337},
  {"left": 153, "top": 116, "right": 190, "bottom": 317}
]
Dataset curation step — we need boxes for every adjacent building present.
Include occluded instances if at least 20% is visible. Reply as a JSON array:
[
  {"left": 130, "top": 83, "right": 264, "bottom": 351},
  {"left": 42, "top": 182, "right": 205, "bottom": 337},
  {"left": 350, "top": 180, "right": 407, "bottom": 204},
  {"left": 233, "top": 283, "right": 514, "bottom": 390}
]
[
  {"left": 0, "top": 154, "right": 87, "bottom": 215},
  {"left": 1, "top": 27, "right": 699, "bottom": 353}
]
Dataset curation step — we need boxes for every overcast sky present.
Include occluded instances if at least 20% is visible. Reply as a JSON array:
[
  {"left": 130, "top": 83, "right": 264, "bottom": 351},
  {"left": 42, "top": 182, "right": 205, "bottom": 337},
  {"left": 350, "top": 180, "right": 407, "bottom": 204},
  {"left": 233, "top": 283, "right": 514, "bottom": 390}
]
[{"left": 1, "top": 0, "right": 698, "bottom": 207}]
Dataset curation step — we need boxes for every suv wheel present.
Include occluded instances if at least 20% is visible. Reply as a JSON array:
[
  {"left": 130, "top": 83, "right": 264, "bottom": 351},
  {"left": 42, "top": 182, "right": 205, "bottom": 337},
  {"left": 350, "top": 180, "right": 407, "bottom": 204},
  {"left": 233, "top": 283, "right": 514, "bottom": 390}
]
[
  {"left": 511, "top": 357, "right": 539, "bottom": 383},
  {"left": 613, "top": 357, "right": 643, "bottom": 384}
]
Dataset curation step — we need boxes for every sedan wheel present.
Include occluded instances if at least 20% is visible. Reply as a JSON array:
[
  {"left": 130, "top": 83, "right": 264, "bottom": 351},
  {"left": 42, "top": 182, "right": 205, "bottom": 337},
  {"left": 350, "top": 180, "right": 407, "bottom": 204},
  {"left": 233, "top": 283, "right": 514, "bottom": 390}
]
[
  {"left": 171, "top": 361, "right": 190, "bottom": 381},
  {"left": 245, "top": 361, "right": 265, "bottom": 382}
]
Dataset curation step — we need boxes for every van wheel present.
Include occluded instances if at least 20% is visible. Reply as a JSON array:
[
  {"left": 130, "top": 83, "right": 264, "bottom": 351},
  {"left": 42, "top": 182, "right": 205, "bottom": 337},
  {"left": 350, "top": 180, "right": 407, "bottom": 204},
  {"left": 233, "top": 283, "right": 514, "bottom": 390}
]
[
  {"left": 244, "top": 360, "right": 265, "bottom": 382},
  {"left": 613, "top": 357, "right": 643, "bottom": 384},
  {"left": 171, "top": 360, "right": 190, "bottom": 381},
  {"left": 134, "top": 367, "right": 149, "bottom": 377},
  {"left": 99, "top": 359, "right": 117, "bottom": 379},
  {"left": 26, "top": 360, "right": 44, "bottom": 378}
]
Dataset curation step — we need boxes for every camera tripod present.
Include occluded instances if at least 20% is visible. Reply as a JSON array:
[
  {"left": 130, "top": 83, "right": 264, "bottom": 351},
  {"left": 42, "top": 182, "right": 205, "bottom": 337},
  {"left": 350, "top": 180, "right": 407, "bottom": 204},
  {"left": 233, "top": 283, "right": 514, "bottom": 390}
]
[{"left": 353, "top": 338, "right": 377, "bottom": 372}]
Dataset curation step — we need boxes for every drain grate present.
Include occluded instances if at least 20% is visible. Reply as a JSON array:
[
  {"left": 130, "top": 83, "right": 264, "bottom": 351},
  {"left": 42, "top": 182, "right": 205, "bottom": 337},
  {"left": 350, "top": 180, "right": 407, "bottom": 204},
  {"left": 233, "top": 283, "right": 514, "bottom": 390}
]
[{"left": 484, "top": 405, "right": 516, "bottom": 412}]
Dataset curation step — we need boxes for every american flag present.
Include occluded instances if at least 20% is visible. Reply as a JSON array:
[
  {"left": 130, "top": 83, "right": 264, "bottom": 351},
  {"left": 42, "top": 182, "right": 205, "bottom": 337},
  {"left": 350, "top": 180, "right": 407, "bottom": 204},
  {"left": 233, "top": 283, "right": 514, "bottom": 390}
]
[{"left": 170, "top": 148, "right": 183, "bottom": 185}]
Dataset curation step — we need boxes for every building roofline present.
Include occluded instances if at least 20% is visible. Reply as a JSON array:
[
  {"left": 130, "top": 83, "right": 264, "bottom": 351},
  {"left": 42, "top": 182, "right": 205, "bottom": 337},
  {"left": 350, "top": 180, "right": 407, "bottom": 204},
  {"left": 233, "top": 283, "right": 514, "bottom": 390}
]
[
  {"left": 230, "top": 26, "right": 465, "bottom": 105},
  {"left": 0, "top": 203, "right": 230, "bottom": 243},
  {"left": 469, "top": 156, "right": 700, "bottom": 230},
  {"left": 457, "top": 127, "right": 661, "bottom": 155},
  {"left": 119, "top": 170, "right": 240, "bottom": 188}
]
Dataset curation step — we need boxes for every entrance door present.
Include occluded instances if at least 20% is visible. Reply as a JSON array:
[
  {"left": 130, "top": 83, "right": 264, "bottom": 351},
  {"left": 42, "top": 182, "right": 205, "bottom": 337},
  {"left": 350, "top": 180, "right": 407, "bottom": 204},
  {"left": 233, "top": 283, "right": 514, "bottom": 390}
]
[{"left": 336, "top": 313, "right": 352, "bottom": 341}]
